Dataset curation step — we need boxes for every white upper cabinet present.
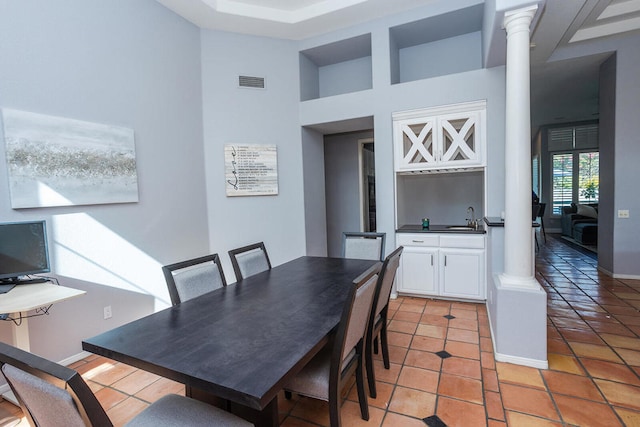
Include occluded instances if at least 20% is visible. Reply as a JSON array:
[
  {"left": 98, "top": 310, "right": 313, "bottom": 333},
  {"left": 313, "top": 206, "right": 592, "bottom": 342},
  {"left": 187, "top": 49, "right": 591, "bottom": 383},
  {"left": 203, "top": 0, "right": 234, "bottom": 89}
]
[{"left": 393, "top": 100, "right": 486, "bottom": 172}]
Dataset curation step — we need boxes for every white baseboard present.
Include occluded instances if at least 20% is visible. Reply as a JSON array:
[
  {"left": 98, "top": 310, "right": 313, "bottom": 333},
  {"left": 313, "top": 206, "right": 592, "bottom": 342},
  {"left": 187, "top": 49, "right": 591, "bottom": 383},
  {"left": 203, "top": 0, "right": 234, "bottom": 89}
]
[
  {"left": 494, "top": 351, "right": 549, "bottom": 369},
  {"left": 59, "top": 350, "right": 93, "bottom": 366},
  {"left": 597, "top": 266, "right": 640, "bottom": 280}
]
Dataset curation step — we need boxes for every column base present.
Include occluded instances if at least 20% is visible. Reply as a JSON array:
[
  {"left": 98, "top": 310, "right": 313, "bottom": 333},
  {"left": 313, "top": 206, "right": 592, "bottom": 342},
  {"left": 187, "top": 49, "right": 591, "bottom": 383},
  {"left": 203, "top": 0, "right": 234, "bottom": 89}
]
[{"left": 487, "top": 274, "right": 548, "bottom": 368}]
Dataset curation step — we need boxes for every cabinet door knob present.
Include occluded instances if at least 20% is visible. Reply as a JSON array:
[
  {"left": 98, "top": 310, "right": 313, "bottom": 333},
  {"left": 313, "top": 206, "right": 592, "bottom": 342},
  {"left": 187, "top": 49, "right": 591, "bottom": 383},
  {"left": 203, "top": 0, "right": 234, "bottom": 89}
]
[
  {"left": 412, "top": 239, "right": 424, "bottom": 243},
  {"left": 430, "top": 254, "right": 433, "bottom": 266}
]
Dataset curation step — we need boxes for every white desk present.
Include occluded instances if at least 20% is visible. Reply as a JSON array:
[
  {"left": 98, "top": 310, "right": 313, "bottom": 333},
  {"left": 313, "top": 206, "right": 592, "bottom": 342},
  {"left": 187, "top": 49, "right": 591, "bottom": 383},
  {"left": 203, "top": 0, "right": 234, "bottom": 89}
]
[
  {"left": 0, "top": 282, "right": 86, "bottom": 352},
  {"left": 0, "top": 281, "right": 85, "bottom": 405}
]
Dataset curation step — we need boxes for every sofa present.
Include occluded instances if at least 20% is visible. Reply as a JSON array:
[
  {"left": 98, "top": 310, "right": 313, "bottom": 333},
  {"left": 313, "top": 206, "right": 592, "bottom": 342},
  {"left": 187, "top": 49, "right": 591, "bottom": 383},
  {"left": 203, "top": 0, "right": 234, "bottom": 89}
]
[{"left": 561, "top": 203, "right": 598, "bottom": 244}]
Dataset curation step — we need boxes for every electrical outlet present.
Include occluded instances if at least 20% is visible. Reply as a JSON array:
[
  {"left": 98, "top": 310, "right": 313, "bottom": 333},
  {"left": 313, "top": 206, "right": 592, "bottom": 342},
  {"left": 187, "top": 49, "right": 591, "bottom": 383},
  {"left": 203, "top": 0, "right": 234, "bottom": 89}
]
[
  {"left": 103, "top": 305, "right": 112, "bottom": 319},
  {"left": 618, "top": 209, "right": 630, "bottom": 218}
]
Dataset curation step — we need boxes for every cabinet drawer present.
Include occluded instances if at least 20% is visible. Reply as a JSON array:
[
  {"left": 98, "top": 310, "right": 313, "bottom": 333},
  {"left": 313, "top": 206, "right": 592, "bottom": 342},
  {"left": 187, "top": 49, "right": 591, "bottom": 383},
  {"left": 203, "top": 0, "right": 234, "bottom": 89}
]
[
  {"left": 440, "top": 235, "right": 485, "bottom": 249},
  {"left": 396, "top": 233, "right": 439, "bottom": 247}
]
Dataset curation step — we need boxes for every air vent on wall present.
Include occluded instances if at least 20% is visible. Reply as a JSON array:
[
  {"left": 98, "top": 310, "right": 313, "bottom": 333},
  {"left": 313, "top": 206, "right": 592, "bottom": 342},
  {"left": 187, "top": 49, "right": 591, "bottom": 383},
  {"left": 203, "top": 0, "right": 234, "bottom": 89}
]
[{"left": 238, "top": 75, "right": 266, "bottom": 89}]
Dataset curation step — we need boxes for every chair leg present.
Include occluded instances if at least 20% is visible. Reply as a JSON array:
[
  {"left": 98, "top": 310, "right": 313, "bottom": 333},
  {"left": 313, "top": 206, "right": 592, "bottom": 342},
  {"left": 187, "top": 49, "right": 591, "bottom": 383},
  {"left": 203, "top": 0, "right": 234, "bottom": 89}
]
[
  {"left": 541, "top": 218, "right": 547, "bottom": 242},
  {"left": 365, "top": 335, "right": 377, "bottom": 398},
  {"left": 380, "top": 323, "right": 390, "bottom": 370},
  {"left": 373, "top": 336, "right": 379, "bottom": 354},
  {"left": 355, "top": 357, "right": 370, "bottom": 421},
  {"left": 329, "top": 384, "right": 341, "bottom": 427},
  {"left": 284, "top": 390, "right": 292, "bottom": 400}
]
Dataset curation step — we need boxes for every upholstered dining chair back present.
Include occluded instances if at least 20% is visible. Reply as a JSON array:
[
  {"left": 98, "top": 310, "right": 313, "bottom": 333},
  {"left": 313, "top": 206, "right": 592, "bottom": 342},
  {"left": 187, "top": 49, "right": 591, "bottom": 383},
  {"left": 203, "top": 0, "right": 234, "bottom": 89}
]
[
  {"left": 0, "top": 341, "right": 112, "bottom": 427},
  {"left": 342, "top": 232, "right": 386, "bottom": 261},
  {"left": 365, "top": 246, "right": 403, "bottom": 397},
  {"left": 0, "top": 342, "right": 253, "bottom": 427},
  {"left": 283, "top": 262, "right": 380, "bottom": 427},
  {"left": 162, "top": 254, "right": 227, "bottom": 306},
  {"left": 228, "top": 242, "right": 271, "bottom": 281}
]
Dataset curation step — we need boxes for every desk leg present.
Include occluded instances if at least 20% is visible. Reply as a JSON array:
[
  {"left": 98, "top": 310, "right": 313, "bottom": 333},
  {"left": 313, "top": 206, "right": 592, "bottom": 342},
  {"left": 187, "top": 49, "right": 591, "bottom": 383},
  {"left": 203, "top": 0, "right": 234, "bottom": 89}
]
[
  {"left": 11, "top": 313, "right": 30, "bottom": 352},
  {"left": 3, "top": 313, "right": 28, "bottom": 405}
]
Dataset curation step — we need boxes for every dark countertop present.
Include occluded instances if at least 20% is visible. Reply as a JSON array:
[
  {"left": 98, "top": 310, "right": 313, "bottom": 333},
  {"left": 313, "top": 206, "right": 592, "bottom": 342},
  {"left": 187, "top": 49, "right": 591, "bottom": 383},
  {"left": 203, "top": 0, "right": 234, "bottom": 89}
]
[
  {"left": 396, "top": 224, "right": 486, "bottom": 234},
  {"left": 484, "top": 216, "right": 539, "bottom": 227}
]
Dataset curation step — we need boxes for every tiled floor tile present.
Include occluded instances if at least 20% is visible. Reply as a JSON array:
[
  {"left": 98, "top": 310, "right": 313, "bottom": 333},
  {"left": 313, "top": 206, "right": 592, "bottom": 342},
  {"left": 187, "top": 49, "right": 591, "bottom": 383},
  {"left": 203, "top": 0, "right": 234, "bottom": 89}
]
[
  {"left": 554, "top": 394, "right": 624, "bottom": 427},
  {"left": 485, "top": 390, "right": 505, "bottom": 421},
  {"left": 614, "top": 407, "right": 640, "bottom": 426},
  {"left": 500, "top": 383, "right": 560, "bottom": 420},
  {"left": 568, "top": 341, "right": 623, "bottom": 363},
  {"left": 559, "top": 327, "right": 605, "bottom": 344},
  {"left": 387, "top": 331, "right": 412, "bottom": 348},
  {"left": 594, "top": 379, "right": 640, "bottom": 410},
  {"left": 505, "top": 411, "right": 564, "bottom": 426},
  {"left": 447, "top": 327, "right": 480, "bottom": 344},
  {"left": 404, "top": 349, "right": 442, "bottom": 371},
  {"left": 496, "top": 362, "right": 546, "bottom": 389},
  {"left": 437, "top": 372, "right": 483, "bottom": 404},
  {"left": 547, "top": 353, "right": 585, "bottom": 375},
  {"left": 435, "top": 396, "right": 486, "bottom": 427},
  {"left": 444, "top": 341, "right": 480, "bottom": 360},
  {"left": 441, "top": 356, "right": 481, "bottom": 380},
  {"left": 542, "top": 370, "right": 604, "bottom": 401},
  {"left": 387, "top": 386, "right": 436, "bottom": 419},
  {"left": 387, "top": 319, "right": 418, "bottom": 334},
  {"left": 410, "top": 335, "right": 445, "bottom": 352},
  {"left": 381, "top": 412, "right": 428, "bottom": 427},
  {"left": 414, "top": 323, "right": 446, "bottom": 339},
  {"left": 616, "top": 348, "right": 640, "bottom": 366},
  {"left": 392, "top": 310, "right": 422, "bottom": 323},
  {"left": 339, "top": 400, "right": 385, "bottom": 427},
  {"left": 482, "top": 368, "right": 500, "bottom": 392},
  {"left": 134, "top": 377, "right": 185, "bottom": 403},
  {"left": 106, "top": 397, "right": 148, "bottom": 426},
  {"left": 581, "top": 358, "right": 640, "bottom": 386},
  {"left": 111, "top": 369, "right": 162, "bottom": 396},
  {"left": 396, "top": 366, "right": 439, "bottom": 393}
]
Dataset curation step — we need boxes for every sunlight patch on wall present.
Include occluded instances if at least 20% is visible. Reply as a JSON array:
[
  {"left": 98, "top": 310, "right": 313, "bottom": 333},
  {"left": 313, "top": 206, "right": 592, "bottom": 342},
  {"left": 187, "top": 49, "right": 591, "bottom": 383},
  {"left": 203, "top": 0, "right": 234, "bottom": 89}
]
[{"left": 51, "top": 213, "right": 169, "bottom": 308}]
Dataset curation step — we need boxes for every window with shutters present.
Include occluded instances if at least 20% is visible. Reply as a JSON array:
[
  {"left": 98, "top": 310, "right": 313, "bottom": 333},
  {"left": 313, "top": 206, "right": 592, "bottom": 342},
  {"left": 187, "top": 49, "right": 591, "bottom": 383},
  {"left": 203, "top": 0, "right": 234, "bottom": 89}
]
[{"left": 548, "top": 124, "right": 599, "bottom": 215}]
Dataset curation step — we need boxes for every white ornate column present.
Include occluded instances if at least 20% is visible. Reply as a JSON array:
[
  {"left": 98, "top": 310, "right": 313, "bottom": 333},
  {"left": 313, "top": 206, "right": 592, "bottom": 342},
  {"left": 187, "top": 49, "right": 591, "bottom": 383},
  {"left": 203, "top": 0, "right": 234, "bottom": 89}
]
[
  {"left": 501, "top": 5, "right": 538, "bottom": 288},
  {"left": 488, "top": 4, "right": 548, "bottom": 369}
]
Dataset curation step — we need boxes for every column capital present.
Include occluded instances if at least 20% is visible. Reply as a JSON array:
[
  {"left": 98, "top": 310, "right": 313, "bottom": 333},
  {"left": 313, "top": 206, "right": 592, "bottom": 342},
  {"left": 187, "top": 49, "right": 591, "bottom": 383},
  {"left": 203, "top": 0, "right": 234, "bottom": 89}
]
[{"left": 503, "top": 5, "right": 538, "bottom": 35}]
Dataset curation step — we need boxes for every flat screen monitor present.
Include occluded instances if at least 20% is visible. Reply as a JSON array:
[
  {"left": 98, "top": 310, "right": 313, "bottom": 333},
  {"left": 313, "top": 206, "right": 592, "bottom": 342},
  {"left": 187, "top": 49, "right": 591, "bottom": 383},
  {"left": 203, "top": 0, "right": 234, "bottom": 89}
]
[{"left": 0, "top": 220, "right": 50, "bottom": 283}]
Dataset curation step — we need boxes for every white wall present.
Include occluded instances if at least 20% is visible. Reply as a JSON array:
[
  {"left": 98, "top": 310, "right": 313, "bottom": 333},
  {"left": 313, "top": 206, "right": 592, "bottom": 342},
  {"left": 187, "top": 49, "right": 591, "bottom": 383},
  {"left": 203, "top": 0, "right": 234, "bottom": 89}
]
[
  {"left": 199, "top": 30, "right": 307, "bottom": 282},
  {"left": 0, "top": 0, "right": 207, "bottom": 362}
]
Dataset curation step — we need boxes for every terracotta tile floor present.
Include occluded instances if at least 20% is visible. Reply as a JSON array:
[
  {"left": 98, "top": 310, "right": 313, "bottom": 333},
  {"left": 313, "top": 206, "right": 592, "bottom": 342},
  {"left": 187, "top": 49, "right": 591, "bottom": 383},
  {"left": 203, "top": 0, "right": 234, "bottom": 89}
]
[{"left": 1, "top": 234, "right": 639, "bottom": 426}]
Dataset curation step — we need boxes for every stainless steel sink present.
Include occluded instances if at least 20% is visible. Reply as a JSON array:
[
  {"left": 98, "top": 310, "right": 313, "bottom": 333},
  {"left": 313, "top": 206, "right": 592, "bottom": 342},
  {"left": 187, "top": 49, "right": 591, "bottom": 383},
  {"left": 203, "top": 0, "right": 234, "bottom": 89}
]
[{"left": 446, "top": 225, "right": 476, "bottom": 230}]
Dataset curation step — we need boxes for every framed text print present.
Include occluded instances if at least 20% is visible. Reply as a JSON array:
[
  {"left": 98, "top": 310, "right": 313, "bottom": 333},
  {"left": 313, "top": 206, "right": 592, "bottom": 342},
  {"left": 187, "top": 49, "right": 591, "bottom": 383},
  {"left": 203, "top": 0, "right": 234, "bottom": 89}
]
[{"left": 224, "top": 144, "right": 278, "bottom": 197}]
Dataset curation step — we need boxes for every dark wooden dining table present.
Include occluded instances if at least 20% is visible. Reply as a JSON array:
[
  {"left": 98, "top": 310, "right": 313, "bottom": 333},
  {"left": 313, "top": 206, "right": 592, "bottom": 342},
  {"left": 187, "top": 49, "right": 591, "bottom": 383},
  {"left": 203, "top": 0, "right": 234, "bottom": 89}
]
[{"left": 82, "top": 256, "right": 378, "bottom": 426}]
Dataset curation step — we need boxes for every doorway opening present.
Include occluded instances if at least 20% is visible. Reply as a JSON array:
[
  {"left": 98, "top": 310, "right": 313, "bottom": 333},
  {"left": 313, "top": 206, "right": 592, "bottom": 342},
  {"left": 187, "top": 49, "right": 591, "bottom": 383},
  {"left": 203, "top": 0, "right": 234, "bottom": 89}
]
[{"left": 359, "top": 139, "right": 376, "bottom": 232}]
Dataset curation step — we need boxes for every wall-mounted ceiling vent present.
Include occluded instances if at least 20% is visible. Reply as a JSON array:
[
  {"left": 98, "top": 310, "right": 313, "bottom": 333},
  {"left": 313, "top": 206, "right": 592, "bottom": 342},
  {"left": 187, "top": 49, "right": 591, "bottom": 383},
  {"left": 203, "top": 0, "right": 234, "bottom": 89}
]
[{"left": 238, "top": 75, "right": 266, "bottom": 89}]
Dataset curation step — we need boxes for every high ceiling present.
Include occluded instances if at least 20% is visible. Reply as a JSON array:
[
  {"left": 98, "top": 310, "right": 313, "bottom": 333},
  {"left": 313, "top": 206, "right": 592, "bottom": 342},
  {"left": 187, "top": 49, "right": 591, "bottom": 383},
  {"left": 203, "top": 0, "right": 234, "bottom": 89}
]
[{"left": 156, "top": 0, "right": 640, "bottom": 134}]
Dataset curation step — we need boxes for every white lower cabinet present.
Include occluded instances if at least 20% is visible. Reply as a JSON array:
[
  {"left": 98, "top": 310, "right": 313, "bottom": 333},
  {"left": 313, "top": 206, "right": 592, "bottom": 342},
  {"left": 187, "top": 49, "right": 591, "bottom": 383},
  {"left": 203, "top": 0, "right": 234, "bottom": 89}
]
[{"left": 396, "top": 233, "right": 485, "bottom": 300}]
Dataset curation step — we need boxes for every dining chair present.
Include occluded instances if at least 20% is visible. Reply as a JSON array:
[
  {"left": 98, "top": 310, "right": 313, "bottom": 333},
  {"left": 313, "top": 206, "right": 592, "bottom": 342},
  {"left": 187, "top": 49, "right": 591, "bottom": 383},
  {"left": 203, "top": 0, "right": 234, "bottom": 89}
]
[
  {"left": 532, "top": 204, "right": 541, "bottom": 251},
  {"left": 342, "top": 232, "right": 386, "bottom": 261},
  {"left": 0, "top": 342, "right": 253, "bottom": 427},
  {"left": 228, "top": 242, "right": 271, "bottom": 281},
  {"left": 162, "top": 253, "right": 227, "bottom": 306},
  {"left": 365, "top": 246, "right": 403, "bottom": 398},
  {"left": 284, "top": 262, "right": 381, "bottom": 427},
  {"left": 537, "top": 202, "right": 547, "bottom": 242}
]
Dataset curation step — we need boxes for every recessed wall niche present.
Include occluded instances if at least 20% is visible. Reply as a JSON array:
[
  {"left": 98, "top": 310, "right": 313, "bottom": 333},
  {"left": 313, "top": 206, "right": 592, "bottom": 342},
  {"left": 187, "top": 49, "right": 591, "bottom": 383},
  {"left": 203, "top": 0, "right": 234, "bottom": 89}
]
[
  {"left": 299, "top": 33, "right": 372, "bottom": 101},
  {"left": 389, "top": 4, "right": 483, "bottom": 85}
]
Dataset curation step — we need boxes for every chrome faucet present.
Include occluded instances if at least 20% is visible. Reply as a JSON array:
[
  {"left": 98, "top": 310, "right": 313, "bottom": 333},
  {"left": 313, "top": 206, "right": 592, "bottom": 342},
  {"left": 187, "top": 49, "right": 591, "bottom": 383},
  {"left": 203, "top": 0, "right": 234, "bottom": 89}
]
[{"left": 466, "top": 206, "right": 477, "bottom": 229}]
